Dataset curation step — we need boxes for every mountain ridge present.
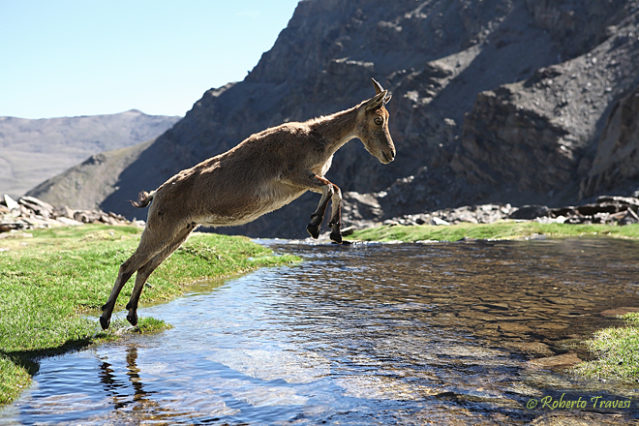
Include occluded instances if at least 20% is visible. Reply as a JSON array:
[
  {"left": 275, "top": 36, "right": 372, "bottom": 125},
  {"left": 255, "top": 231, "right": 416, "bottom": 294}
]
[
  {"left": 2, "top": 110, "right": 179, "bottom": 197},
  {"left": 29, "top": 0, "right": 639, "bottom": 237}
]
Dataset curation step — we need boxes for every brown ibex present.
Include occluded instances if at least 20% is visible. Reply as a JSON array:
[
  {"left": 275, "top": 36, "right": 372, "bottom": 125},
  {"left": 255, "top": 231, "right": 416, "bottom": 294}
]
[{"left": 100, "top": 78, "right": 395, "bottom": 329}]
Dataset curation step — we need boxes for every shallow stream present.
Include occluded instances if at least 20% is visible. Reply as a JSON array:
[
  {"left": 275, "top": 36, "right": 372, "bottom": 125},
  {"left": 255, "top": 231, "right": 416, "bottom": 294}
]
[{"left": 2, "top": 238, "right": 639, "bottom": 423}]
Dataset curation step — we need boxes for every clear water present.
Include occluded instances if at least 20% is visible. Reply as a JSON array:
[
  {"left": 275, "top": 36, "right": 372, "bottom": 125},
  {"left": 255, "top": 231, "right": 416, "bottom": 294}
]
[{"left": 3, "top": 239, "right": 639, "bottom": 424}]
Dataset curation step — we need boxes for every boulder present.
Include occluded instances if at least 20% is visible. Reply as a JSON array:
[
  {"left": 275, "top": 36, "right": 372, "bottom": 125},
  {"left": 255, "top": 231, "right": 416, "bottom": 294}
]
[{"left": 509, "top": 205, "right": 551, "bottom": 220}]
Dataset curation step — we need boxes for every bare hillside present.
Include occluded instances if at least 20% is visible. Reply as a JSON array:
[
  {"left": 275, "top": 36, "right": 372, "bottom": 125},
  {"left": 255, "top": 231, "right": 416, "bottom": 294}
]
[
  {"left": 0, "top": 109, "right": 179, "bottom": 197},
  {"left": 29, "top": 0, "right": 639, "bottom": 237}
]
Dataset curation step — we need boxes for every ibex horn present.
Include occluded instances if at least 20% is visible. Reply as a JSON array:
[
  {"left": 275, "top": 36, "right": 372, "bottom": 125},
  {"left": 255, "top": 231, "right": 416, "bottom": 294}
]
[{"left": 371, "top": 77, "right": 384, "bottom": 94}]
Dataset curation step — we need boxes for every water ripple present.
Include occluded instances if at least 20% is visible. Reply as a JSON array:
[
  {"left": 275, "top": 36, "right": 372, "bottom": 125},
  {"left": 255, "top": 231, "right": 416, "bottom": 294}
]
[{"left": 3, "top": 239, "right": 639, "bottom": 423}]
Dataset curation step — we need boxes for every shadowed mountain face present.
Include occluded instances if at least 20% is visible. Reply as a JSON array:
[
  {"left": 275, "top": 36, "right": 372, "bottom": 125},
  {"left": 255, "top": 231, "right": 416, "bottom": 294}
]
[
  {"left": 2, "top": 110, "right": 179, "bottom": 198},
  {"left": 30, "top": 0, "right": 639, "bottom": 237}
]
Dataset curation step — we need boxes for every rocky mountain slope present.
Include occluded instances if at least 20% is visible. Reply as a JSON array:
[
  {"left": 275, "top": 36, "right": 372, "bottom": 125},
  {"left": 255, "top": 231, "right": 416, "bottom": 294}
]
[
  {"left": 1, "top": 110, "right": 178, "bottom": 197},
  {"left": 30, "top": 0, "right": 639, "bottom": 237}
]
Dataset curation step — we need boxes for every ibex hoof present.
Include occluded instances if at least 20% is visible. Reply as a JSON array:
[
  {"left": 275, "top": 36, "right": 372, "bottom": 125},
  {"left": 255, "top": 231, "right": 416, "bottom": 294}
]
[
  {"left": 329, "top": 230, "right": 343, "bottom": 244},
  {"left": 306, "top": 223, "right": 320, "bottom": 239},
  {"left": 126, "top": 311, "right": 138, "bottom": 327},
  {"left": 99, "top": 315, "right": 110, "bottom": 330}
]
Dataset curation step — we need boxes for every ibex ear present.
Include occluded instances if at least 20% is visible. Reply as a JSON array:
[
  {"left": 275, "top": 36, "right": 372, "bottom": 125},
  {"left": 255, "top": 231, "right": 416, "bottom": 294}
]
[{"left": 365, "top": 91, "right": 387, "bottom": 111}]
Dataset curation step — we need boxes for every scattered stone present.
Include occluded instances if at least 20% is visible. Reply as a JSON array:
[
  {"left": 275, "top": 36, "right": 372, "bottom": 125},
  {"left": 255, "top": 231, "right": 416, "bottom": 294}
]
[
  {"left": 388, "top": 203, "right": 517, "bottom": 227},
  {"left": 503, "top": 341, "right": 554, "bottom": 357},
  {"left": 0, "top": 223, "right": 24, "bottom": 233},
  {"left": 600, "top": 307, "right": 639, "bottom": 318},
  {"left": 619, "top": 208, "right": 639, "bottom": 225},
  {"left": 508, "top": 195, "right": 639, "bottom": 226},
  {"left": 56, "top": 216, "right": 83, "bottom": 226},
  {"left": 3, "top": 194, "right": 19, "bottom": 211},
  {"left": 430, "top": 217, "right": 450, "bottom": 226},
  {"left": 0, "top": 193, "right": 135, "bottom": 234},
  {"left": 527, "top": 353, "right": 582, "bottom": 370},
  {"left": 510, "top": 205, "right": 551, "bottom": 220}
]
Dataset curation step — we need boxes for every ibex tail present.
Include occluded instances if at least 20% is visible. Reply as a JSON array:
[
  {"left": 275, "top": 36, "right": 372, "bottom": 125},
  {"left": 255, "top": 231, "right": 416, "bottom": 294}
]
[{"left": 131, "top": 190, "right": 155, "bottom": 208}]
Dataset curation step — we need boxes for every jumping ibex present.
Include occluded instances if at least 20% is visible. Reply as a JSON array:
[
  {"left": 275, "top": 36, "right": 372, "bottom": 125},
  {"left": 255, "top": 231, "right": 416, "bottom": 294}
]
[{"left": 100, "top": 78, "right": 395, "bottom": 329}]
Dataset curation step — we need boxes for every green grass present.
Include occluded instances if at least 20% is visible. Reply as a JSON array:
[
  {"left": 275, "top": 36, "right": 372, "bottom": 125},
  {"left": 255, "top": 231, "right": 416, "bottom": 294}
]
[
  {"left": 0, "top": 224, "right": 298, "bottom": 405},
  {"left": 573, "top": 313, "right": 639, "bottom": 383},
  {"left": 349, "top": 221, "right": 639, "bottom": 242}
]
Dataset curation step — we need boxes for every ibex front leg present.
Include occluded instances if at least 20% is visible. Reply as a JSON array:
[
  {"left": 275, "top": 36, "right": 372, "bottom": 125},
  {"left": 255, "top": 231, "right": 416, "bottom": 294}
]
[
  {"left": 327, "top": 183, "right": 344, "bottom": 243},
  {"left": 284, "top": 173, "right": 345, "bottom": 243},
  {"left": 307, "top": 175, "right": 333, "bottom": 239},
  {"left": 305, "top": 175, "right": 345, "bottom": 244}
]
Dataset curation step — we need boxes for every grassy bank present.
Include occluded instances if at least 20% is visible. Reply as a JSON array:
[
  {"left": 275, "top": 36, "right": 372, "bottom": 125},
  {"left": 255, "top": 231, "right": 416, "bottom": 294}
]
[
  {"left": 573, "top": 313, "right": 639, "bottom": 383},
  {"left": 0, "top": 224, "right": 298, "bottom": 405},
  {"left": 349, "top": 221, "right": 639, "bottom": 242}
]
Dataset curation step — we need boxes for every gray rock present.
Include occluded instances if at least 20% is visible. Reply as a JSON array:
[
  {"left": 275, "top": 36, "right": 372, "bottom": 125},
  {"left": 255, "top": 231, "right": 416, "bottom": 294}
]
[
  {"left": 509, "top": 205, "right": 551, "bottom": 220},
  {"left": 3, "top": 194, "right": 19, "bottom": 211},
  {"left": 430, "top": 217, "right": 450, "bottom": 226},
  {"left": 0, "top": 194, "right": 132, "bottom": 233}
]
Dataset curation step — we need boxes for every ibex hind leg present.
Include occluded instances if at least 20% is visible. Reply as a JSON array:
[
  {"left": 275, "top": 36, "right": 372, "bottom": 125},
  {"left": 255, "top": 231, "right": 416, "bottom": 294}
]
[
  {"left": 124, "top": 226, "right": 193, "bottom": 326},
  {"left": 100, "top": 251, "right": 152, "bottom": 330},
  {"left": 99, "top": 222, "right": 176, "bottom": 330}
]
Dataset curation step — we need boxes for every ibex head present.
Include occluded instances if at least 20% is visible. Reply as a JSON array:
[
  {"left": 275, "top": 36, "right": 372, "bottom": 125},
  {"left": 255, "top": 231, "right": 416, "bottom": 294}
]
[{"left": 357, "top": 78, "right": 396, "bottom": 164}]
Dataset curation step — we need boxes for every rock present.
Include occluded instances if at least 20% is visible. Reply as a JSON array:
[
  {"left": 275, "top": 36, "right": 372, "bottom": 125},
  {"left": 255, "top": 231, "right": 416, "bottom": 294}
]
[
  {"left": 18, "top": 196, "right": 54, "bottom": 217},
  {"left": 509, "top": 205, "right": 551, "bottom": 220},
  {"left": 596, "top": 195, "right": 639, "bottom": 207},
  {"left": 430, "top": 217, "right": 450, "bottom": 226},
  {"left": 580, "top": 85, "right": 639, "bottom": 198},
  {"left": 0, "top": 194, "right": 133, "bottom": 233},
  {"left": 527, "top": 353, "right": 582, "bottom": 370},
  {"left": 619, "top": 209, "right": 639, "bottom": 225},
  {"left": 56, "top": 216, "right": 83, "bottom": 226},
  {"left": 600, "top": 306, "right": 639, "bottom": 318},
  {"left": 3, "top": 194, "right": 19, "bottom": 211},
  {"left": 503, "top": 341, "right": 554, "bottom": 358},
  {"left": 0, "top": 223, "right": 24, "bottom": 233}
]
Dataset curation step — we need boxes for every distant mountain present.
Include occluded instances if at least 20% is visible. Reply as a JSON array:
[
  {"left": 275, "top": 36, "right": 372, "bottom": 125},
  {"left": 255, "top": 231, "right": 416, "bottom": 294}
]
[
  {"left": 0, "top": 110, "right": 179, "bottom": 197},
  {"left": 29, "top": 0, "right": 639, "bottom": 237}
]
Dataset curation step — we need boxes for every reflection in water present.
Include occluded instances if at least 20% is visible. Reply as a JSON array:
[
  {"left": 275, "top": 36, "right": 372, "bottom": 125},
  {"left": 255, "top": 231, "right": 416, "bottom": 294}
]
[
  {"left": 2, "top": 239, "right": 639, "bottom": 424},
  {"left": 99, "top": 346, "right": 154, "bottom": 410}
]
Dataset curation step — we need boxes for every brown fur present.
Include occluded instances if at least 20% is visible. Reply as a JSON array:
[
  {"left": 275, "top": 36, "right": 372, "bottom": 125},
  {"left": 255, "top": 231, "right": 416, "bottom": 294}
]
[{"left": 99, "top": 78, "right": 396, "bottom": 329}]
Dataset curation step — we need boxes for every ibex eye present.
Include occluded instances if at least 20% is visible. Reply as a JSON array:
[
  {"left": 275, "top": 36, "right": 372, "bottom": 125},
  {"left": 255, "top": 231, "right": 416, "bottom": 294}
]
[{"left": 374, "top": 117, "right": 383, "bottom": 125}]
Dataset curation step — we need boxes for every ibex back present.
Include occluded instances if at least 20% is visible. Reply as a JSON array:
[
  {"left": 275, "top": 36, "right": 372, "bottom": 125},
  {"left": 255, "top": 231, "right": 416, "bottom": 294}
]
[{"left": 100, "top": 78, "right": 395, "bottom": 329}]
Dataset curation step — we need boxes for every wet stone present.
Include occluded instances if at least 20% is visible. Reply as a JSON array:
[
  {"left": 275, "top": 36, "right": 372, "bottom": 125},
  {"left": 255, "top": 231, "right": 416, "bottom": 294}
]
[
  {"left": 496, "top": 322, "right": 533, "bottom": 334},
  {"left": 600, "top": 306, "right": 639, "bottom": 317},
  {"left": 503, "top": 341, "right": 555, "bottom": 357},
  {"left": 527, "top": 353, "right": 582, "bottom": 370}
]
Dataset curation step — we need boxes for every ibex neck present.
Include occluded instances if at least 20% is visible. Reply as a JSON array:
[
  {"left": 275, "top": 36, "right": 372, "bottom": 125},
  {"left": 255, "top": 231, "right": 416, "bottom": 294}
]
[{"left": 310, "top": 105, "right": 359, "bottom": 154}]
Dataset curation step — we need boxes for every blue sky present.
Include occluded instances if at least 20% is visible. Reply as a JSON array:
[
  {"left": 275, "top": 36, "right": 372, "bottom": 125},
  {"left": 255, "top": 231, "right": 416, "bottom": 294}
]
[{"left": 0, "top": 1, "right": 299, "bottom": 118}]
